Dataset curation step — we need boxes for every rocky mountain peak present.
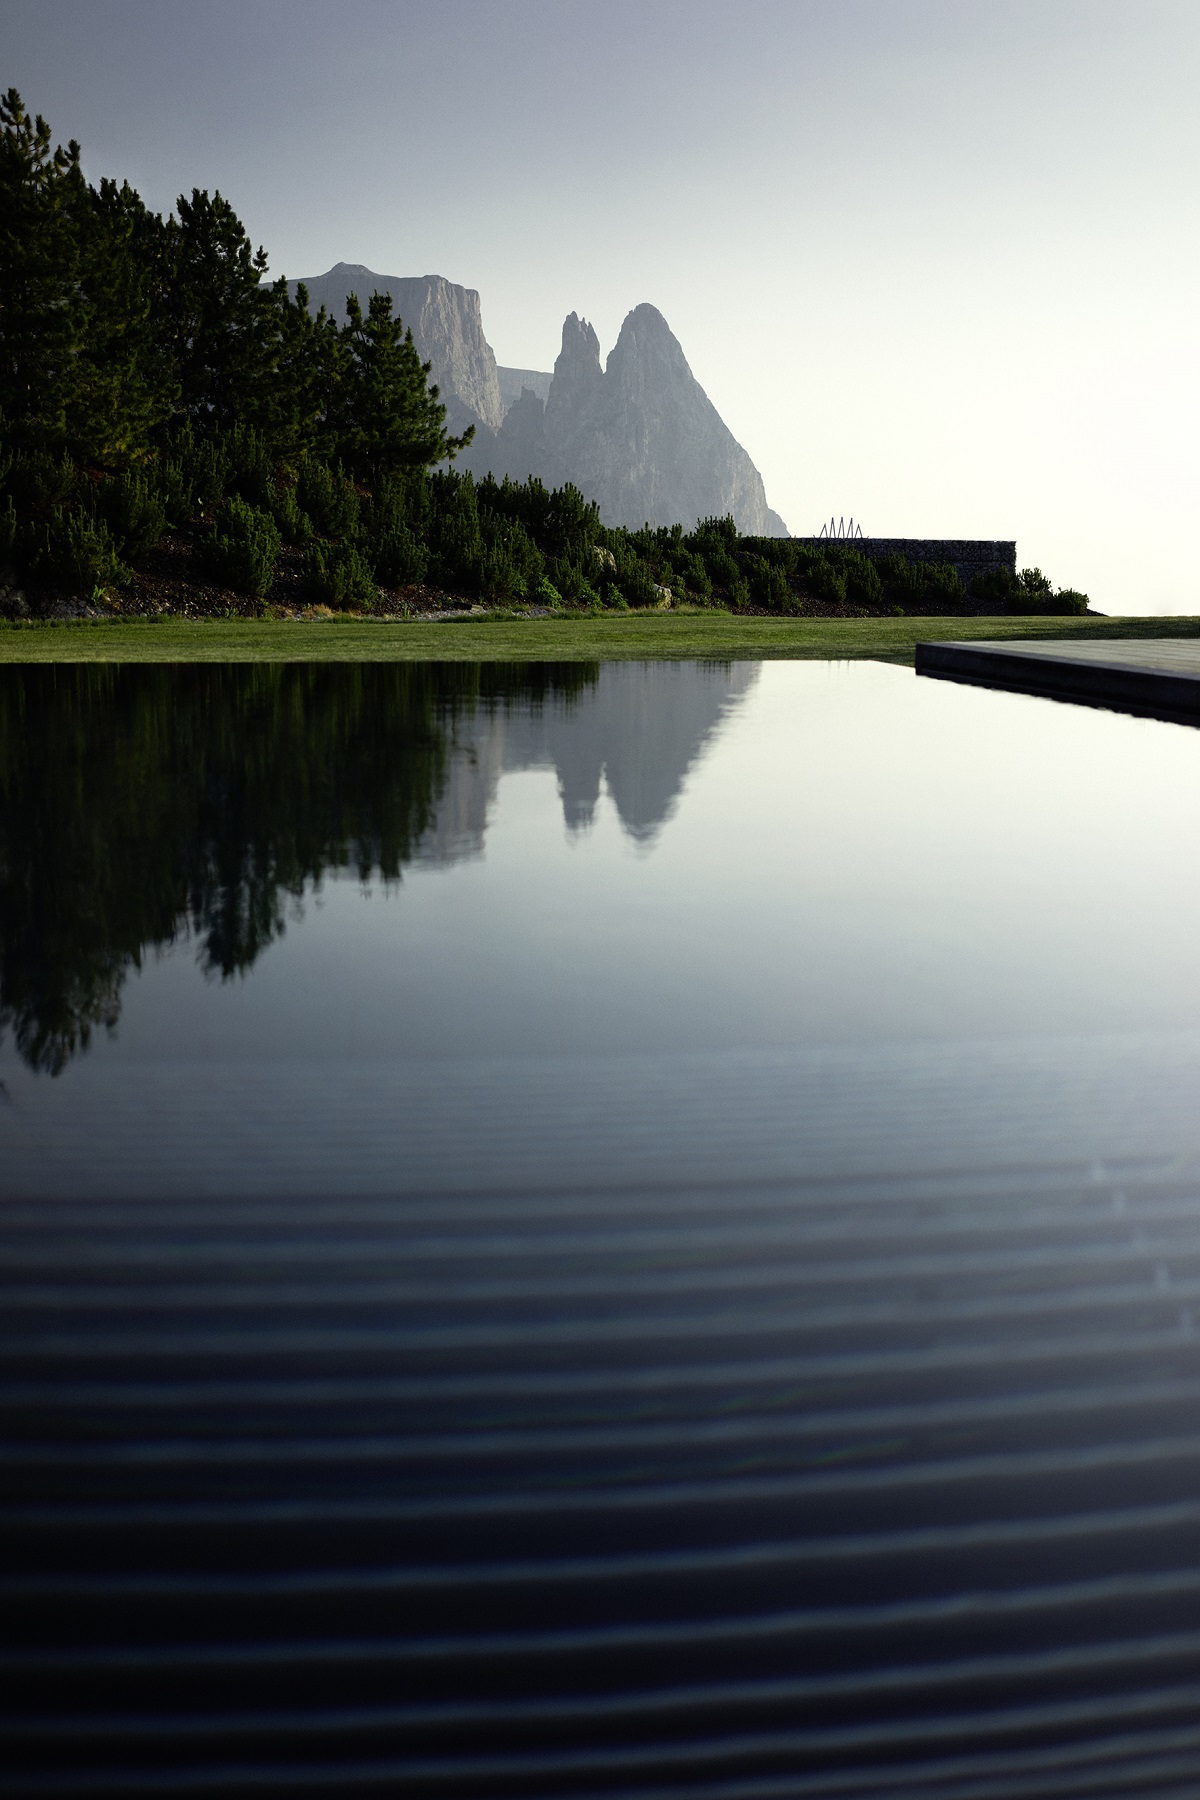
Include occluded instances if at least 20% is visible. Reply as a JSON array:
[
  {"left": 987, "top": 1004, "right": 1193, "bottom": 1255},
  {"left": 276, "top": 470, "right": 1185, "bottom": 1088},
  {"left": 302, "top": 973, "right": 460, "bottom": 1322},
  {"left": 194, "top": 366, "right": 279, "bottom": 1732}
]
[
  {"left": 469, "top": 301, "right": 786, "bottom": 534},
  {"left": 543, "top": 314, "right": 604, "bottom": 434},
  {"left": 320, "top": 261, "right": 374, "bottom": 284},
  {"left": 289, "top": 264, "right": 503, "bottom": 434},
  {"left": 609, "top": 303, "right": 684, "bottom": 359},
  {"left": 604, "top": 304, "right": 696, "bottom": 427},
  {"left": 559, "top": 312, "right": 602, "bottom": 367},
  {"left": 294, "top": 265, "right": 786, "bottom": 532}
]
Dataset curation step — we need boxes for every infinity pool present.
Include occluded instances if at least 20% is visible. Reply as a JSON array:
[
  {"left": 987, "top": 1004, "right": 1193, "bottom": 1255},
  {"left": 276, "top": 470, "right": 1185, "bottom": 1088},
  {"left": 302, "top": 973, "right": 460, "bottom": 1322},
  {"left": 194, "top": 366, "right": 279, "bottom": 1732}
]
[{"left": 5, "top": 659, "right": 1200, "bottom": 1796}]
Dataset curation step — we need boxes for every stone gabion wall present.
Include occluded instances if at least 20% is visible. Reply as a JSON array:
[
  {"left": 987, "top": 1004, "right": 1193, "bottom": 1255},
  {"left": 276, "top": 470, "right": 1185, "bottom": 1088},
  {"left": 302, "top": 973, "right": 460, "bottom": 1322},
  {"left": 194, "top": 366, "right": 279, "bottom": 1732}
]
[{"left": 792, "top": 538, "right": 1016, "bottom": 586}]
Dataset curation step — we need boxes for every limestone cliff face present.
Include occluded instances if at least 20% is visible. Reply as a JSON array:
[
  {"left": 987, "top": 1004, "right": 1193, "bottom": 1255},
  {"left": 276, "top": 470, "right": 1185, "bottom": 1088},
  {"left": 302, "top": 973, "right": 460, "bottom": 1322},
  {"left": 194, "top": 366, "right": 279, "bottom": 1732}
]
[
  {"left": 292, "top": 266, "right": 785, "bottom": 532},
  {"left": 466, "top": 304, "right": 786, "bottom": 535},
  {"left": 489, "top": 386, "right": 546, "bottom": 486},
  {"left": 598, "top": 304, "right": 780, "bottom": 534},
  {"left": 289, "top": 263, "right": 504, "bottom": 435},
  {"left": 496, "top": 366, "right": 553, "bottom": 410}
]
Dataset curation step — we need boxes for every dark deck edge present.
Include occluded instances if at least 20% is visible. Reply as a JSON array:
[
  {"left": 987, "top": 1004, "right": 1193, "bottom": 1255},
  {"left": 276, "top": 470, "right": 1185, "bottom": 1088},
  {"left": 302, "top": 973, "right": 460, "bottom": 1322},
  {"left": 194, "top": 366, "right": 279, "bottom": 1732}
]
[{"left": 915, "top": 641, "right": 1200, "bottom": 729}]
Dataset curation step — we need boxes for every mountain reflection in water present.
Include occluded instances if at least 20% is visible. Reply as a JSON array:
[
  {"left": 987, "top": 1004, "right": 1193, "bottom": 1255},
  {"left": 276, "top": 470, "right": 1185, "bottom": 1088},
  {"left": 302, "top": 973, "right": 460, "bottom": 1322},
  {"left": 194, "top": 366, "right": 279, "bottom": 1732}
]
[
  {"left": 0, "top": 660, "right": 754, "bottom": 1074},
  {"left": 11, "top": 661, "right": 1200, "bottom": 1797}
]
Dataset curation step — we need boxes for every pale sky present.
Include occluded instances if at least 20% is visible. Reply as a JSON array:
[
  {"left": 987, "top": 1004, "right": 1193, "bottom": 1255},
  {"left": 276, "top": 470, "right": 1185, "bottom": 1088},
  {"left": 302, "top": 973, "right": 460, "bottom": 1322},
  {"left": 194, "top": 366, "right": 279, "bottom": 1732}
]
[{"left": 7, "top": 0, "right": 1197, "bottom": 613}]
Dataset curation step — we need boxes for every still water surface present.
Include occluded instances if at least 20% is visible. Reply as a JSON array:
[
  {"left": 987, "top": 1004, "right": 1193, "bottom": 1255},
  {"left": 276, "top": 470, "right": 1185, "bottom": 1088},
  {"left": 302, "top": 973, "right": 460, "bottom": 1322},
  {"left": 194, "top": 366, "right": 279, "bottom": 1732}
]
[
  {"left": 6, "top": 660, "right": 1200, "bottom": 1795},
  {"left": 5, "top": 656, "right": 1200, "bottom": 1188},
  {"left": 4, "top": 659, "right": 1200, "bottom": 1070}
]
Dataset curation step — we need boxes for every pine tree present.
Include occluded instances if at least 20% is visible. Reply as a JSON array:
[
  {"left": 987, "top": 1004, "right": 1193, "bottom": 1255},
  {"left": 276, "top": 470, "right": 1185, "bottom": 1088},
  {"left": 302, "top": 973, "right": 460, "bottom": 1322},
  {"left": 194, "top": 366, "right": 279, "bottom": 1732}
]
[
  {"left": 162, "top": 189, "right": 274, "bottom": 427},
  {"left": 261, "top": 278, "right": 345, "bottom": 457},
  {"left": 0, "top": 90, "right": 175, "bottom": 465},
  {"left": 334, "top": 291, "right": 473, "bottom": 479},
  {"left": 0, "top": 90, "right": 82, "bottom": 451},
  {"left": 66, "top": 177, "right": 177, "bottom": 464}
]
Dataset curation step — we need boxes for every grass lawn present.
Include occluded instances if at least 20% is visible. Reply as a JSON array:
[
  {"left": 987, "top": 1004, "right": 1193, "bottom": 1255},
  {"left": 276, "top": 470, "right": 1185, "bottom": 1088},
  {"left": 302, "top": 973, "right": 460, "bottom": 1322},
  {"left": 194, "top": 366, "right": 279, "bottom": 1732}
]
[{"left": 0, "top": 611, "right": 1197, "bottom": 663}]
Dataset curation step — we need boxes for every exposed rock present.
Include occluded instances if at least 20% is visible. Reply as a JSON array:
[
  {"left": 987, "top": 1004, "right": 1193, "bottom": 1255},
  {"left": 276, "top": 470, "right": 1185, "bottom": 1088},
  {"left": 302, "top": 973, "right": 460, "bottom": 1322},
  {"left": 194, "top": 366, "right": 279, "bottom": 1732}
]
[
  {"left": 292, "top": 265, "right": 786, "bottom": 533},
  {"left": 465, "top": 304, "right": 787, "bottom": 535},
  {"left": 490, "top": 387, "right": 546, "bottom": 486},
  {"left": 543, "top": 313, "right": 605, "bottom": 448},
  {"left": 497, "top": 366, "right": 553, "bottom": 413},
  {"left": 289, "top": 263, "right": 504, "bottom": 435}
]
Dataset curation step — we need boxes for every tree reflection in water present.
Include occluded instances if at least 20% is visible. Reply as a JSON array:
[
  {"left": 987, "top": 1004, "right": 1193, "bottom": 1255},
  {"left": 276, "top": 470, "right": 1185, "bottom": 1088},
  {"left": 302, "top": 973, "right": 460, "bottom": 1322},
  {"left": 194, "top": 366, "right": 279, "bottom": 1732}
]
[{"left": 0, "top": 662, "right": 595, "bottom": 1074}]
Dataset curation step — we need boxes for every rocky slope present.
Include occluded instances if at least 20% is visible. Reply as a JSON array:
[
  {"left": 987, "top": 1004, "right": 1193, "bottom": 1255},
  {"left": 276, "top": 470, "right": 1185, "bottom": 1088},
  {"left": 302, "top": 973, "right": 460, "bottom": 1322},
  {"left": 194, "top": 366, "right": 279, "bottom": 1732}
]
[
  {"left": 497, "top": 367, "right": 553, "bottom": 410},
  {"left": 469, "top": 306, "right": 787, "bottom": 534},
  {"left": 288, "top": 263, "right": 503, "bottom": 437},
  {"left": 292, "top": 266, "right": 786, "bottom": 533}
]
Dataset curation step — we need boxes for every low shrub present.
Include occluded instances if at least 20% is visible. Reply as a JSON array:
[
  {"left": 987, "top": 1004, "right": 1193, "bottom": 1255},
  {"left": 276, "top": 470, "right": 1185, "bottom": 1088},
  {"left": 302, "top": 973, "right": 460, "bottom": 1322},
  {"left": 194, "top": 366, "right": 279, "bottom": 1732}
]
[
  {"left": 297, "top": 456, "right": 359, "bottom": 539},
  {"left": 549, "top": 557, "right": 601, "bottom": 608},
  {"left": 478, "top": 517, "right": 543, "bottom": 604},
  {"left": 426, "top": 477, "right": 483, "bottom": 591},
  {"left": 795, "top": 551, "right": 846, "bottom": 606},
  {"left": 45, "top": 509, "right": 125, "bottom": 593},
  {"left": 968, "top": 567, "right": 1015, "bottom": 610},
  {"left": 269, "top": 486, "right": 311, "bottom": 545},
  {"left": 839, "top": 549, "right": 884, "bottom": 609},
  {"left": 5, "top": 450, "right": 76, "bottom": 517},
  {"left": 615, "top": 559, "right": 660, "bottom": 609},
  {"left": 366, "top": 477, "right": 424, "bottom": 583},
  {"left": 969, "top": 565, "right": 1078, "bottom": 615},
  {"left": 746, "top": 554, "right": 792, "bottom": 611},
  {"left": 155, "top": 458, "right": 195, "bottom": 529},
  {"left": 541, "top": 482, "right": 601, "bottom": 560},
  {"left": 477, "top": 477, "right": 601, "bottom": 562},
  {"left": 99, "top": 472, "right": 167, "bottom": 562},
  {"left": 701, "top": 544, "right": 740, "bottom": 589},
  {"left": 200, "top": 498, "right": 281, "bottom": 598},
  {"left": 227, "top": 426, "right": 275, "bottom": 509},
  {"left": 303, "top": 540, "right": 377, "bottom": 610},
  {"left": 1007, "top": 567, "right": 1054, "bottom": 615},
  {"left": 371, "top": 520, "right": 427, "bottom": 586},
  {"left": 883, "top": 555, "right": 963, "bottom": 612},
  {"left": 176, "top": 430, "right": 231, "bottom": 516},
  {"left": 0, "top": 496, "right": 17, "bottom": 565},
  {"left": 917, "top": 562, "right": 965, "bottom": 609},
  {"left": 479, "top": 543, "right": 527, "bottom": 606},
  {"left": 0, "top": 424, "right": 1095, "bottom": 623},
  {"left": 694, "top": 514, "right": 739, "bottom": 547},
  {"left": 678, "top": 551, "right": 712, "bottom": 603}
]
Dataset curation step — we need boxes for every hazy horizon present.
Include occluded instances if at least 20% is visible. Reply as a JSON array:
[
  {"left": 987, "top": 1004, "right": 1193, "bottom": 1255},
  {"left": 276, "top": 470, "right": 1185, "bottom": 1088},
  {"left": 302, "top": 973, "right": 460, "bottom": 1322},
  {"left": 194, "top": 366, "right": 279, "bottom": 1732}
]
[{"left": 6, "top": 0, "right": 1197, "bottom": 612}]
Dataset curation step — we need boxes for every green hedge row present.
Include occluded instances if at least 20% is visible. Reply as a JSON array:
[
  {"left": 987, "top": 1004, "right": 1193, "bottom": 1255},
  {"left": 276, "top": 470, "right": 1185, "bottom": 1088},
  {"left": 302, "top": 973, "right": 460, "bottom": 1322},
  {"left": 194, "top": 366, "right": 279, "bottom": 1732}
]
[{"left": 0, "top": 433, "right": 1088, "bottom": 618}]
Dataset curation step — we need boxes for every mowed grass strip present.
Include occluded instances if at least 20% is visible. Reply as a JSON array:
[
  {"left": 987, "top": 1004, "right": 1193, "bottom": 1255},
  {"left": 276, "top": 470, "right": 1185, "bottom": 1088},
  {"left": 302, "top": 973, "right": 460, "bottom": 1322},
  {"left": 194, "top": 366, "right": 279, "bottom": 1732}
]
[{"left": 0, "top": 612, "right": 1197, "bottom": 664}]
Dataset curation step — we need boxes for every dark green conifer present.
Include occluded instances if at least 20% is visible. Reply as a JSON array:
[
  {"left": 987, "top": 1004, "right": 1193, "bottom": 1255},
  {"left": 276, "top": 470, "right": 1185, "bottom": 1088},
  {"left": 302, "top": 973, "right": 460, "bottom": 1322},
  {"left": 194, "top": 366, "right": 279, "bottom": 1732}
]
[
  {"left": 68, "top": 177, "right": 177, "bottom": 464},
  {"left": 1, "top": 92, "right": 176, "bottom": 465},
  {"left": 163, "top": 189, "right": 274, "bottom": 427},
  {"left": 0, "top": 90, "right": 82, "bottom": 452},
  {"left": 265, "top": 279, "right": 345, "bottom": 457},
  {"left": 334, "top": 292, "right": 473, "bottom": 478}
]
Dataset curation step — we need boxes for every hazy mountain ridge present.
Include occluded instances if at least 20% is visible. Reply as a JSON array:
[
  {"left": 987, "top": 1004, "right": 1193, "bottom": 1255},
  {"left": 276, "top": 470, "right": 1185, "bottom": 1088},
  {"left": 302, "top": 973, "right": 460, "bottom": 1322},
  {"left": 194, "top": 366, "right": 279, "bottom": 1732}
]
[
  {"left": 287, "top": 264, "right": 504, "bottom": 436},
  {"left": 497, "top": 367, "right": 553, "bottom": 410},
  {"left": 502, "top": 306, "right": 787, "bottom": 535},
  {"left": 293, "top": 265, "right": 787, "bottom": 535}
]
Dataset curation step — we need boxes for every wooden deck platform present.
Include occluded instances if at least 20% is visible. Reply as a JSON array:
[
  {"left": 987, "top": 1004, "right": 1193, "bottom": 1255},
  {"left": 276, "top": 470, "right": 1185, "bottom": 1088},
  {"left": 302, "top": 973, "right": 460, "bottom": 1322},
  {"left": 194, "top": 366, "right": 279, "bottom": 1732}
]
[{"left": 916, "top": 637, "right": 1200, "bottom": 724}]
